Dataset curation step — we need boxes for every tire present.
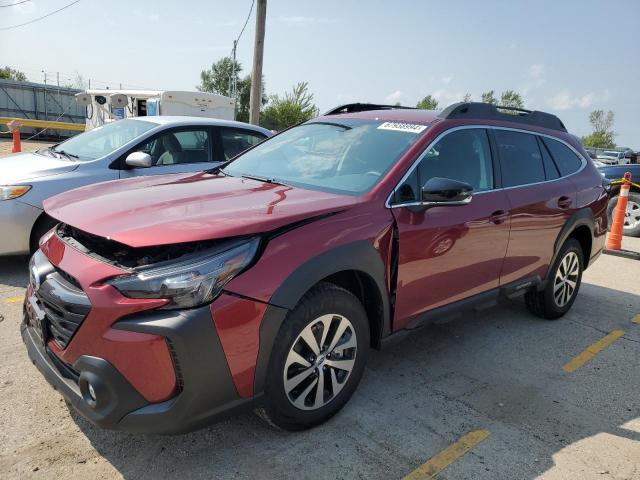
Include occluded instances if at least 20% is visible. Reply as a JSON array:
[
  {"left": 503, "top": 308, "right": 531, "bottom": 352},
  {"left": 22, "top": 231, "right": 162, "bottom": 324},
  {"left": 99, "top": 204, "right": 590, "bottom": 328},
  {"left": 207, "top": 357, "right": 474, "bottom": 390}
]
[
  {"left": 258, "top": 282, "right": 370, "bottom": 431},
  {"left": 525, "top": 238, "right": 583, "bottom": 320},
  {"left": 30, "top": 215, "right": 58, "bottom": 254},
  {"left": 607, "top": 192, "right": 640, "bottom": 237}
]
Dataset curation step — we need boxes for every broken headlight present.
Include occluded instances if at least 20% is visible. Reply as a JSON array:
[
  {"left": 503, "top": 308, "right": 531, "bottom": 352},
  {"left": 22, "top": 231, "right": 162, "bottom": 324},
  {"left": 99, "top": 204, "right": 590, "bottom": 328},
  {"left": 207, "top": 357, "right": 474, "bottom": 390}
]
[{"left": 108, "top": 238, "right": 260, "bottom": 309}]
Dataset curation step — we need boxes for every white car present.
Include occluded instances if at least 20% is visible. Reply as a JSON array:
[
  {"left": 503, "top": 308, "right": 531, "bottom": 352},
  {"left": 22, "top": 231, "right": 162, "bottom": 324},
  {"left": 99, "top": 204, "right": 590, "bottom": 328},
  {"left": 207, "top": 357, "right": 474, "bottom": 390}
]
[
  {"left": 596, "top": 150, "right": 629, "bottom": 165},
  {"left": 0, "top": 117, "right": 271, "bottom": 256}
]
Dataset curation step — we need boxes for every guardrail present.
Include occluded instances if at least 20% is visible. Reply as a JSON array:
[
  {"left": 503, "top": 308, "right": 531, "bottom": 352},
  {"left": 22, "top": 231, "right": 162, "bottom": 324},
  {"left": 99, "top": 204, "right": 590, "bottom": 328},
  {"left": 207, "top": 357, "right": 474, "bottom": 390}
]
[{"left": 0, "top": 116, "right": 85, "bottom": 132}]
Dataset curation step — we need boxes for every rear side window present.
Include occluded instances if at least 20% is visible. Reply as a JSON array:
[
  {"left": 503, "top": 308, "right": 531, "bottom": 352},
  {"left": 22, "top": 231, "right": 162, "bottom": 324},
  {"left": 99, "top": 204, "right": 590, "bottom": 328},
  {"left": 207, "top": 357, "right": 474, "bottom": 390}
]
[
  {"left": 541, "top": 137, "right": 583, "bottom": 176},
  {"left": 220, "top": 128, "right": 266, "bottom": 160},
  {"left": 494, "top": 130, "right": 545, "bottom": 187}
]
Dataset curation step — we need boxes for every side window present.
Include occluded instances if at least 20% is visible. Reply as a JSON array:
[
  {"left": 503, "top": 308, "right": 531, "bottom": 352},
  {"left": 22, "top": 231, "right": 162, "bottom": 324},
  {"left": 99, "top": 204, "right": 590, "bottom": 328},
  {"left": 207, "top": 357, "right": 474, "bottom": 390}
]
[
  {"left": 537, "top": 137, "right": 560, "bottom": 180},
  {"left": 417, "top": 128, "right": 494, "bottom": 193},
  {"left": 541, "top": 137, "right": 583, "bottom": 176},
  {"left": 138, "top": 129, "right": 211, "bottom": 166},
  {"left": 220, "top": 128, "right": 266, "bottom": 160},
  {"left": 494, "top": 130, "right": 545, "bottom": 187}
]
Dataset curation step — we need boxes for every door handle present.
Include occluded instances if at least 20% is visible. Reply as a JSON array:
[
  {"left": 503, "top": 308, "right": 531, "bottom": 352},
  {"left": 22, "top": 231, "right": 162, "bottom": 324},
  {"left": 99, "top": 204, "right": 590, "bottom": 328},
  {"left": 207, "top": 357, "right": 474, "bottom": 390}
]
[
  {"left": 489, "top": 210, "right": 507, "bottom": 225},
  {"left": 557, "top": 196, "right": 572, "bottom": 209}
]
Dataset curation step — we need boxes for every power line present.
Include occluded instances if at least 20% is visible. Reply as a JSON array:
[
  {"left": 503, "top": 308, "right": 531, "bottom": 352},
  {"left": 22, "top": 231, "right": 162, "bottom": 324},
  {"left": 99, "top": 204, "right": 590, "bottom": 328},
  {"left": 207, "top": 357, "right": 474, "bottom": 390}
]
[
  {"left": 0, "top": 0, "right": 81, "bottom": 31},
  {"left": 0, "top": 0, "right": 31, "bottom": 8},
  {"left": 235, "top": 0, "right": 255, "bottom": 45}
]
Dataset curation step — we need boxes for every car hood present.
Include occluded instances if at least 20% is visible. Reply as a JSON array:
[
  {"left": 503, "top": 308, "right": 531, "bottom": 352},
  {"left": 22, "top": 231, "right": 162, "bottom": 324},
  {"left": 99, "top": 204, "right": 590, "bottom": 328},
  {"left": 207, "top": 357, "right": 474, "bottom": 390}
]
[
  {"left": 0, "top": 151, "right": 79, "bottom": 183},
  {"left": 44, "top": 172, "right": 360, "bottom": 247}
]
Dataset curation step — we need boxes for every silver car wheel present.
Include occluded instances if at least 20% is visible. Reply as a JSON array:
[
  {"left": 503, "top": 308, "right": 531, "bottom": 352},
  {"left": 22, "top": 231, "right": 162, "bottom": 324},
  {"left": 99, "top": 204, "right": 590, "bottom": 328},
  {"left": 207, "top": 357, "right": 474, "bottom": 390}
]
[
  {"left": 624, "top": 200, "right": 640, "bottom": 230},
  {"left": 283, "top": 314, "right": 357, "bottom": 411},
  {"left": 553, "top": 251, "right": 580, "bottom": 308}
]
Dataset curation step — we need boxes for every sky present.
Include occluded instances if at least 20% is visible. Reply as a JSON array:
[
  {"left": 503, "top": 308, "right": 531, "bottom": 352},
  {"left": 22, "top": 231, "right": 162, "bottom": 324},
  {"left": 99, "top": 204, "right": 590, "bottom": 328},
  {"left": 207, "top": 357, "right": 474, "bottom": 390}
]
[{"left": 1, "top": 0, "right": 639, "bottom": 147}]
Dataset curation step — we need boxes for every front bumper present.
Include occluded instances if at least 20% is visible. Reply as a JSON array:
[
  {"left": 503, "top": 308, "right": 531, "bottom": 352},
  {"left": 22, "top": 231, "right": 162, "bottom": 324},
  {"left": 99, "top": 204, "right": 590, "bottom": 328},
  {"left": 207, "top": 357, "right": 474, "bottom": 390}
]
[
  {"left": 22, "top": 305, "right": 255, "bottom": 434},
  {"left": 0, "top": 199, "right": 42, "bottom": 255}
]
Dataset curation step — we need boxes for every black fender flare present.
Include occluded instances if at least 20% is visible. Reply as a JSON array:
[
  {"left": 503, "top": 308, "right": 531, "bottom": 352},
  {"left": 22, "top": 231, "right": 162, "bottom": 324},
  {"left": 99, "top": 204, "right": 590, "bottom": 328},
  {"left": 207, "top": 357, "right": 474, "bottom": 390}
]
[
  {"left": 548, "top": 207, "right": 595, "bottom": 280},
  {"left": 253, "top": 240, "right": 390, "bottom": 395}
]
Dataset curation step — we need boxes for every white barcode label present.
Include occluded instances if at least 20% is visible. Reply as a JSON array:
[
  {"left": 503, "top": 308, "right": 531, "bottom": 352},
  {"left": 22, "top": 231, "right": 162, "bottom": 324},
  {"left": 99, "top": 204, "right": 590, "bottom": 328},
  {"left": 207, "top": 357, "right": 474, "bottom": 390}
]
[{"left": 377, "top": 122, "right": 428, "bottom": 134}]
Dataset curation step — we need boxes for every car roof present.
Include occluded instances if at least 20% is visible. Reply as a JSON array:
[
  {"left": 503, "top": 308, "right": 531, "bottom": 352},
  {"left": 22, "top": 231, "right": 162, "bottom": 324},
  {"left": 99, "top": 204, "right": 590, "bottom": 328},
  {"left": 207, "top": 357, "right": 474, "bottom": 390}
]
[
  {"left": 126, "top": 116, "right": 272, "bottom": 135},
  {"left": 315, "top": 108, "right": 440, "bottom": 123}
]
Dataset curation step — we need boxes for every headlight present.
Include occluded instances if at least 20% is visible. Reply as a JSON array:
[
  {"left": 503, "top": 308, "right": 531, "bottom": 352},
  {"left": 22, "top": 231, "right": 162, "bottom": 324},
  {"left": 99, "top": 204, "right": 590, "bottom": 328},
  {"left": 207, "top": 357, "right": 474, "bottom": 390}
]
[
  {"left": 108, "top": 238, "right": 260, "bottom": 309},
  {"left": 1, "top": 185, "right": 31, "bottom": 200}
]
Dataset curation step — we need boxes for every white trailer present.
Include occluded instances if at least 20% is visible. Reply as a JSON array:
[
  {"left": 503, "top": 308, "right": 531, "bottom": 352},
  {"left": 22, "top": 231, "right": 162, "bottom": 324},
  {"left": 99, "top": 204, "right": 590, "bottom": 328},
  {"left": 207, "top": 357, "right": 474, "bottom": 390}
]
[{"left": 75, "top": 90, "right": 235, "bottom": 130}]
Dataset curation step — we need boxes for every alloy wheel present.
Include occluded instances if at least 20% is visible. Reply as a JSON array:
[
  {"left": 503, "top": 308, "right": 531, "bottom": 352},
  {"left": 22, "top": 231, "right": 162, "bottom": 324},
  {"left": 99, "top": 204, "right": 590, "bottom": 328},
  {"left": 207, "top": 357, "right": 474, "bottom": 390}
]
[
  {"left": 553, "top": 251, "right": 580, "bottom": 308},
  {"left": 624, "top": 200, "right": 640, "bottom": 230},
  {"left": 283, "top": 314, "right": 357, "bottom": 411}
]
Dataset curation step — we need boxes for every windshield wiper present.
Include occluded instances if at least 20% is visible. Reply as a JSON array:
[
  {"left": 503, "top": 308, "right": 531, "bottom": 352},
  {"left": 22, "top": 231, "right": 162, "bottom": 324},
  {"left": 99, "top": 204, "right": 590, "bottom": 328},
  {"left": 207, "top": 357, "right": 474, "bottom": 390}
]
[
  {"left": 240, "top": 173, "right": 290, "bottom": 187},
  {"left": 53, "top": 149, "right": 79, "bottom": 160}
]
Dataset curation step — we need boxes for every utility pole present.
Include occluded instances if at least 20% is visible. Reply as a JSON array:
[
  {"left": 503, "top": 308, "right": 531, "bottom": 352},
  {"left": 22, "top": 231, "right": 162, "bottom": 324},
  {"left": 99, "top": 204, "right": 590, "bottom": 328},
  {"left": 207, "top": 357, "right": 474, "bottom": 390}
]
[
  {"left": 249, "top": 0, "right": 266, "bottom": 125},
  {"left": 42, "top": 70, "right": 48, "bottom": 121}
]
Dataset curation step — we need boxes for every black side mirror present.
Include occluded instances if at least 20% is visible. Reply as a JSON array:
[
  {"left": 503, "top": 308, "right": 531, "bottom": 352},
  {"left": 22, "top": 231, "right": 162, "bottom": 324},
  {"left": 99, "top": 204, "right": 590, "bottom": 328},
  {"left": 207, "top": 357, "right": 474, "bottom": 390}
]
[{"left": 421, "top": 177, "right": 473, "bottom": 204}]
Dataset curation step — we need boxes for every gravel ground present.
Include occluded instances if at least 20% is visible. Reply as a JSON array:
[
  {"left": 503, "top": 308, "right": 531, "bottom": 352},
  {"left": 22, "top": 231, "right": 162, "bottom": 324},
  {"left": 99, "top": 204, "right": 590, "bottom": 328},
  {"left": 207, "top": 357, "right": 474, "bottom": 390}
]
[
  {"left": 0, "top": 138, "right": 54, "bottom": 156},
  {"left": 1, "top": 238, "right": 639, "bottom": 479}
]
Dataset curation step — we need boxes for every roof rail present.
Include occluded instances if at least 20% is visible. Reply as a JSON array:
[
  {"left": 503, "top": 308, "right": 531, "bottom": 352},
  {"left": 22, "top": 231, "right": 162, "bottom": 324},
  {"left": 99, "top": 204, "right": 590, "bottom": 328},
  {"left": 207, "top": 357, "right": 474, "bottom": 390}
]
[
  {"left": 324, "top": 103, "right": 416, "bottom": 116},
  {"left": 438, "top": 102, "right": 567, "bottom": 132}
]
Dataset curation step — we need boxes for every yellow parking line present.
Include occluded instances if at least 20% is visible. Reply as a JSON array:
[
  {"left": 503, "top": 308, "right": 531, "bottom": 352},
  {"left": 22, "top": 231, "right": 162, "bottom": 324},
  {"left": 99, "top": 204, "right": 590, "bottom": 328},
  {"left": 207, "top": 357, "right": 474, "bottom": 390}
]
[
  {"left": 632, "top": 314, "right": 640, "bottom": 324},
  {"left": 562, "top": 330, "right": 625, "bottom": 373},
  {"left": 403, "top": 430, "right": 490, "bottom": 480},
  {"left": 4, "top": 296, "right": 23, "bottom": 304}
]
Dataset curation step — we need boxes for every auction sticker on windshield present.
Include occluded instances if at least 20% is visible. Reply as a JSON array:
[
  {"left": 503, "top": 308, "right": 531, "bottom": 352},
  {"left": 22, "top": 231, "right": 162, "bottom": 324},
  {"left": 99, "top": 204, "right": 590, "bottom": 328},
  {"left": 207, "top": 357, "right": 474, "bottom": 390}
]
[{"left": 377, "top": 122, "right": 428, "bottom": 134}]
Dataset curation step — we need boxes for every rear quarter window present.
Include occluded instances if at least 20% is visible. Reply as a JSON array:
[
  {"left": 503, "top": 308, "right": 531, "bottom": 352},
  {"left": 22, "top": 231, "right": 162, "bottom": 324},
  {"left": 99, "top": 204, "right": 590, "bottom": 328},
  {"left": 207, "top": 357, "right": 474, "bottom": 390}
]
[{"left": 541, "top": 137, "right": 584, "bottom": 176}]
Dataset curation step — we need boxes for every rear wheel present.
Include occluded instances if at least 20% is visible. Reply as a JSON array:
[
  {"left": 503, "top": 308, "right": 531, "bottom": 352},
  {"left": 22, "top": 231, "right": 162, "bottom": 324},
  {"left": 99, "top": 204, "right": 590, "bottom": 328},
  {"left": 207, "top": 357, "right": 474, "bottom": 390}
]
[
  {"left": 525, "top": 238, "right": 583, "bottom": 320},
  {"left": 258, "top": 283, "right": 369, "bottom": 431},
  {"left": 607, "top": 192, "right": 640, "bottom": 237}
]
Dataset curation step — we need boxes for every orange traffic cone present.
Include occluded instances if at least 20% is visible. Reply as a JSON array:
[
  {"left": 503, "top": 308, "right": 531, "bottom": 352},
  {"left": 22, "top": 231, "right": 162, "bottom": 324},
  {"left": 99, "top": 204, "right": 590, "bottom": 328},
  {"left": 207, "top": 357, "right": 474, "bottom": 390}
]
[
  {"left": 606, "top": 172, "right": 633, "bottom": 251},
  {"left": 8, "top": 120, "right": 21, "bottom": 153}
]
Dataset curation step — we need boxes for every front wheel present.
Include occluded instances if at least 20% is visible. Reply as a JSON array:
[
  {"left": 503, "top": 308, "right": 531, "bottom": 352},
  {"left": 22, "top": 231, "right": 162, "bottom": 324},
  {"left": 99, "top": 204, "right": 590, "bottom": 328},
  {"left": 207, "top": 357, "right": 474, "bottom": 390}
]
[
  {"left": 525, "top": 238, "right": 583, "bottom": 320},
  {"left": 258, "top": 283, "right": 370, "bottom": 431}
]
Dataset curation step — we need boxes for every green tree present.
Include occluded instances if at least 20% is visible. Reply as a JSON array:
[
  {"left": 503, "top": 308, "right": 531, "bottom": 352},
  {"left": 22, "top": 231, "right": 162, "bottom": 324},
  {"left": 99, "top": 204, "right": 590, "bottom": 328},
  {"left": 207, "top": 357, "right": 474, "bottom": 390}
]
[
  {"left": 462, "top": 93, "right": 473, "bottom": 102},
  {"left": 500, "top": 90, "right": 524, "bottom": 109},
  {"left": 0, "top": 66, "right": 27, "bottom": 82},
  {"left": 260, "top": 82, "right": 318, "bottom": 131},
  {"left": 416, "top": 95, "right": 439, "bottom": 110},
  {"left": 198, "top": 57, "right": 241, "bottom": 96},
  {"left": 581, "top": 110, "right": 616, "bottom": 148},
  {"left": 481, "top": 90, "right": 497, "bottom": 105},
  {"left": 198, "top": 57, "right": 266, "bottom": 122}
]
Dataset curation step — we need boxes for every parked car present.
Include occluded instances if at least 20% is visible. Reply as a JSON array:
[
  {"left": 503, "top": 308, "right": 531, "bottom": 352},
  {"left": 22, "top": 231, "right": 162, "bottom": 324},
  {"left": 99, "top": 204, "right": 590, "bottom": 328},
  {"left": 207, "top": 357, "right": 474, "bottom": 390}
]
[
  {"left": 598, "top": 163, "right": 640, "bottom": 236},
  {"left": 0, "top": 117, "right": 271, "bottom": 255},
  {"left": 22, "top": 102, "right": 607, "bottom": 434},
  {"left": 596, "top": 150, "right": 630, "bottom": 165}
]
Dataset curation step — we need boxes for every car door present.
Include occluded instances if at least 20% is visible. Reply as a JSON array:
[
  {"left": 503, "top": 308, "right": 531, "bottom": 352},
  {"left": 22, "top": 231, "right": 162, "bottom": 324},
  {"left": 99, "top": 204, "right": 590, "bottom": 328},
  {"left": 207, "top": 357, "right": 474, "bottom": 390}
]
[
  {"left": 119, "top": 127, "right": 217, "bottom": 178},
  {"left": 494, "top": 129, "right": 577, "bottom": 285},
  {"left": 391, "top": 127, "right": 511, "bottom": 329}
]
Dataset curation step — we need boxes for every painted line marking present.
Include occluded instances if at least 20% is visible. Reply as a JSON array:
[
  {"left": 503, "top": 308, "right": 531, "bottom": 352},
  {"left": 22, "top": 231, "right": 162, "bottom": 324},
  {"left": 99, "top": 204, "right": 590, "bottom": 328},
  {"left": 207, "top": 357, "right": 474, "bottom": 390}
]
[
  {"left": 632, "top": 314, "right": 640, "bottom": 324},
  {"left": 4, "top": 296, "right": 23, "bottom": 304},
  {"left": 562, "top": 330, "right": 625, "bottom": 373},
  {"left": 403, "top": 430, "right": 490, "bottom": 480}
]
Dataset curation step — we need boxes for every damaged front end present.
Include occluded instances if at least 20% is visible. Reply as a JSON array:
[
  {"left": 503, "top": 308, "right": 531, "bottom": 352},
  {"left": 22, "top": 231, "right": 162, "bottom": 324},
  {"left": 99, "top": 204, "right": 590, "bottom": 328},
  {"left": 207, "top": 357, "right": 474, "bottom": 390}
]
[{"left": 56, "top": 223, "right": 262, "bottom": 309}]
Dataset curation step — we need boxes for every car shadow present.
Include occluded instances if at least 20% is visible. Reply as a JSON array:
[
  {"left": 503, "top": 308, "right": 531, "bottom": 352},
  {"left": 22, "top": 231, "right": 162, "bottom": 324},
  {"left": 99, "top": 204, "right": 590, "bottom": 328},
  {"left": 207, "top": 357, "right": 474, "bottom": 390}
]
[
  {"left": 0, "top": 255, "right": 29, "bottom": 288},
  {"left": 68, "top": 282, "right": 640, "bottom": 479}
]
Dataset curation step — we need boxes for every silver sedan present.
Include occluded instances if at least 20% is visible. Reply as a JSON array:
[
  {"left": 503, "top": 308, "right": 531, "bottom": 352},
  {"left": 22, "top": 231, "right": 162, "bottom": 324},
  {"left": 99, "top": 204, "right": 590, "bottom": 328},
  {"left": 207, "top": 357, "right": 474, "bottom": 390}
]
[{"left": 0, "top": 116, "right": 271, "bottom": 256}]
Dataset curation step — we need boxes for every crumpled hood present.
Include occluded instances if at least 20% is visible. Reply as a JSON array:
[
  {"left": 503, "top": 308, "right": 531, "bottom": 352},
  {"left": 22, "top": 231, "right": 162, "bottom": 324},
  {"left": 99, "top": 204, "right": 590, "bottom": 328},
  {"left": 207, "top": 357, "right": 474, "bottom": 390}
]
[
  {"left": 44, "top": 172, "right": 359, "bottom": 247},
  {"left": 1, "top": 151, "right": 79, "bottom": 183}
]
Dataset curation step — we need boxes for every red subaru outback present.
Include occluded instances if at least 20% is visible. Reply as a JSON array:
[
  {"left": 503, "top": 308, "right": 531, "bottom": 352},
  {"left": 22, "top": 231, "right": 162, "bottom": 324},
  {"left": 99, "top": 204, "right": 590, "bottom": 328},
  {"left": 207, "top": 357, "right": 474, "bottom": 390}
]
[{"left": 22, "top": 103, "right": 607, "bottom": 433}]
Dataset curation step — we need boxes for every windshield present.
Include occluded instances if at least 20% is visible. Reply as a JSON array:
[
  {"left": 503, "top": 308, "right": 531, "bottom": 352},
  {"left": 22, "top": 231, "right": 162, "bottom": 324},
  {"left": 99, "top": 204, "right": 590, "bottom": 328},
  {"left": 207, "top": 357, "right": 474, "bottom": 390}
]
[
  {"left": 49, "top": 119, "right": 157, "bottom": 161},
  {"left": 222, "top": 119, "right": 428, "bottom": 195}
]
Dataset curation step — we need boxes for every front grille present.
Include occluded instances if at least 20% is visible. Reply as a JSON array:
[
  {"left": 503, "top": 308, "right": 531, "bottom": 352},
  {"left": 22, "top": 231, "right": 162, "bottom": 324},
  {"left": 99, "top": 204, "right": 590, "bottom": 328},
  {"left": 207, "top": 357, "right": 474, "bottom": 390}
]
[{"left": 36, "top": 270, "right": 91, "bottom": 349}]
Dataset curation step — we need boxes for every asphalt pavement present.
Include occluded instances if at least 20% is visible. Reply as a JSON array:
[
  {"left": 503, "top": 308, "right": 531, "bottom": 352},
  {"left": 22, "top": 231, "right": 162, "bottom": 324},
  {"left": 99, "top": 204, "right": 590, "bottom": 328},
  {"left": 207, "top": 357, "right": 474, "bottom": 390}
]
[{"left": 1, "top": 238, "right": 639, "bottom": 479}]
